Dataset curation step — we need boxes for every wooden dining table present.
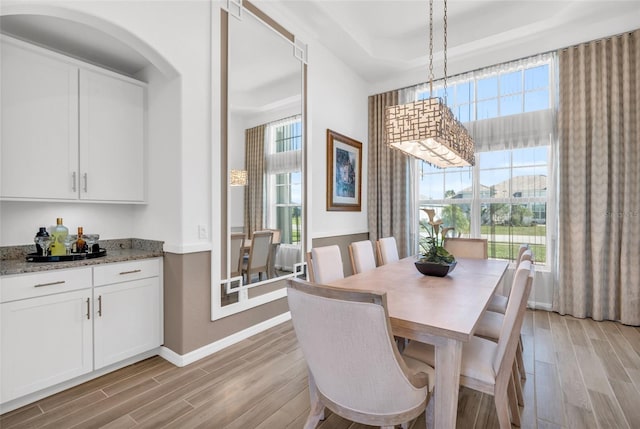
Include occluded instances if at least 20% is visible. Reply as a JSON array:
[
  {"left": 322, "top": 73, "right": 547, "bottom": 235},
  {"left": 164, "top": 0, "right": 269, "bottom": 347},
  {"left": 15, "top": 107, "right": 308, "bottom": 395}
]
[{"left": 327, "top": 256, "right": 509, "bottom": 429}]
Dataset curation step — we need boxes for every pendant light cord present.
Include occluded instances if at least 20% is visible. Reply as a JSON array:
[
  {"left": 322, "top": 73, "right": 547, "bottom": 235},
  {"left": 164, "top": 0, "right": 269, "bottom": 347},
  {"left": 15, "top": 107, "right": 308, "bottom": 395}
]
[
  {"left": 443, "top": 0, "right": 448, "bottom": 105},
  {"left": 428, "top": 0, "right": 449, "bottom": 104}
]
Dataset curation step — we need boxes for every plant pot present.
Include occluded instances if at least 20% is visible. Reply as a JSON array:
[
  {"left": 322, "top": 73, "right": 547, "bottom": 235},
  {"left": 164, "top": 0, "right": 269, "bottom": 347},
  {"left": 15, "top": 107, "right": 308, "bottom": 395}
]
[{"left": 415, "top": 260, "right": 457, "bottom": 277}]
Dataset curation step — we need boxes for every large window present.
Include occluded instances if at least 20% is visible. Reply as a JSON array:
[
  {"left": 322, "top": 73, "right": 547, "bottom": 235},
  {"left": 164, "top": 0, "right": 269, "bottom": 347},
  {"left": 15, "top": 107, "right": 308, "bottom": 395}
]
[
  {"left": 417, "top": 55, "right": 554, "bottom": 264},
  {"left": 266, "top": 118, "right": 302, "bottom": 245}
]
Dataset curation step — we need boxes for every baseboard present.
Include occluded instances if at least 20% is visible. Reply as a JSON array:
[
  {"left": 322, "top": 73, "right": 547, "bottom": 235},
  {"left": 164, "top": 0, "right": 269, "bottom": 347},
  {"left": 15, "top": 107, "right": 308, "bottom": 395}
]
[{"left": 159, "top": 312, "right": 292, "bottom": 367}]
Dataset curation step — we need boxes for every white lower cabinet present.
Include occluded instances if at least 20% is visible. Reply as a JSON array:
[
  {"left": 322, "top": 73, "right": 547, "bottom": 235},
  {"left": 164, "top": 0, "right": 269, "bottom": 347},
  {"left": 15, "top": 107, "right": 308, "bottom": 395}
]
[
  {"left": 0, "top": 258, "right": 162, "bottom": 407},
  {"left": 1, "top": 289, "right": 93, "bottom": 403},
  {"left": 94, "top": 276, "right": 162, "bottom": 369}
]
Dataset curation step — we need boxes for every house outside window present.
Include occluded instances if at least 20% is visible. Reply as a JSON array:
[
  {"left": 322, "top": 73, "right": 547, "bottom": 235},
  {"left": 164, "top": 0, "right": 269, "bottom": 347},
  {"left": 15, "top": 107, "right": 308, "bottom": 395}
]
[{"left": 416, "top": 54, "right": 555, "bottom": 265}]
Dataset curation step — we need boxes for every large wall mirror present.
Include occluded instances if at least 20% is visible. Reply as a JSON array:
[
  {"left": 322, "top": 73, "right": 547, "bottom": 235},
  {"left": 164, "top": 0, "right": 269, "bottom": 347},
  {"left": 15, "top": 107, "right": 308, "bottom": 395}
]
[{"left": 217, "top": 0, "right": 307, "bottom": 317}]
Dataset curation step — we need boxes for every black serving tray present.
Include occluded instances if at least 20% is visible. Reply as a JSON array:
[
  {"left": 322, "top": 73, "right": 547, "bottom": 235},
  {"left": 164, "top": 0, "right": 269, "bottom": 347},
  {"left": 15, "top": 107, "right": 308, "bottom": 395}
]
[{"left": 26, "top": 249, "right": 107, "bottom": 263}]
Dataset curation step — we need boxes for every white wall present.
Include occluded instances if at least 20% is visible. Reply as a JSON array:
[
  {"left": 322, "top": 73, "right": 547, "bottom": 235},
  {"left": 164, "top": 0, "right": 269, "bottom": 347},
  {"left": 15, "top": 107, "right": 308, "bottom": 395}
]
[{"left": 306, "top": 41, "right": 369, "bottom": 239}]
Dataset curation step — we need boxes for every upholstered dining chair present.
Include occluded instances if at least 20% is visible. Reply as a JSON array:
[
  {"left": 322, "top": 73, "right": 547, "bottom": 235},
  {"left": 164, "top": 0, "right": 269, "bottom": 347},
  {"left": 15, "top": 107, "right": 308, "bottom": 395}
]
[
  {"left": 306, "top": 245, "right": 344, "bottom": 284},
  {"left": 229, "top": 233, "right": 245, "bottom": 278},
  {"left": 376, "top": 236, "right": 400, "bottom": 265},
  {"left": 488, "top": 244, "right": 531, "bottom": 314},
  {"left": 348, "top": 240, "right": 377, "bottom": 274},
  {"left": 287, "top": 278, "right": 434, "bottom": 429},
  {"left": 264, "top": 228, "right": 281, "bottom": 278},
  {"left": 476, "top": 249, "right": 534, "bottom": 394},
  {"left": 443, "top": 237, "right": 488, "bottom": 259},
  {"left": 403, "top": 260, "right": 535, "bottom": 429},
  {"left": 242, "top": 230, "right": 272, "bottom": 284}
]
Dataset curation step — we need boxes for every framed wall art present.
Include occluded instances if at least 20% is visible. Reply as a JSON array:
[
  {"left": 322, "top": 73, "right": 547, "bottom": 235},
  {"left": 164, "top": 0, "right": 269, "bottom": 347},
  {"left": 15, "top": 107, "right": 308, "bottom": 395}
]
[{"left": 326, "top": 129, "right": 362, "bottom": 211}]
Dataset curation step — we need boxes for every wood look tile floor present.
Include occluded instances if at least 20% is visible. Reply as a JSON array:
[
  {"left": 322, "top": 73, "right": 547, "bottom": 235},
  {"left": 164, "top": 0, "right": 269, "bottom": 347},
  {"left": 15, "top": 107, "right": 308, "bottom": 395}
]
[{"left": 2, "top": 310, "right": 640, "bottom": 429}]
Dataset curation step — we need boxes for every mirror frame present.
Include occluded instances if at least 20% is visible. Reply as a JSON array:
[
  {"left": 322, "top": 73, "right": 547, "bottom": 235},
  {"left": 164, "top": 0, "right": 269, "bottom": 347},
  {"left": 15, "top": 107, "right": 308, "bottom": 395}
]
[{"left": 214, "top": 0, "right": 307, "bottom": 320}]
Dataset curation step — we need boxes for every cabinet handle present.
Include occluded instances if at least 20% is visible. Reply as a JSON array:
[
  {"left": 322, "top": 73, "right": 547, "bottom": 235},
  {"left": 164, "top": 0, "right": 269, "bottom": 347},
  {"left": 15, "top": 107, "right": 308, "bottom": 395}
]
[
  {"left": 98, "top": 295, "right": 102, "bottom": 317},
  {"left": 34, "top": 280, "right": 65, "bottom": 288},
  {"left": 119, "top": 269, "right": 142, "bottom": 275},
  {"left": 72, "top": 172, "right": 77, "bottom": 192},
  {"left": 83, "top": 173, "right": 88, "bottom": 192},
  {"left": 86, "top": 298, "right": 91, "bottom": 320}
]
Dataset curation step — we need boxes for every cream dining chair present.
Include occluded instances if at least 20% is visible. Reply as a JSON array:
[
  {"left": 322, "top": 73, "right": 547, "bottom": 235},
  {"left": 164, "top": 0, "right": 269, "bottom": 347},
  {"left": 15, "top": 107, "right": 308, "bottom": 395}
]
[
  {"left": 242, "top": 230, "right": 272, "bottom": 284},
  {"left": 443, "top": 237, "right": 488, "bottom": 259},
  {"left": 403, "top": 260, "right": 535, "bottom": 429},
  {"left": 488, "top": 244, "right": 530, "bottom": 314},
  {"left": 376, "top": 236, "right": 399, "bottom": 265},
  {"left": 287, "top": 278, "right": 434, "bottom": 429},
  {"left": 306, "top": 245, "right": 344, "bottom": 284},
  {"left": 229, "top": 233, "right": 245, "bottom": 278},
  {"left": 476, "top": 249, "right": 534, "bottom": 395},
  {"left": 348, "top": 240, "right": 377, "bottom": 274}
]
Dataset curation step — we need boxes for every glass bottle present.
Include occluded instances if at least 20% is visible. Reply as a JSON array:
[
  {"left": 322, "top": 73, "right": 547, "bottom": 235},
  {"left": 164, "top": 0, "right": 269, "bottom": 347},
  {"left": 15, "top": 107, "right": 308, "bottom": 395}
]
[
  {"left": 76, "top": 227, "right": 87, "bottom": 253},
  {"left": 49, "top": 218, "right": 68, "bottom": 256}
]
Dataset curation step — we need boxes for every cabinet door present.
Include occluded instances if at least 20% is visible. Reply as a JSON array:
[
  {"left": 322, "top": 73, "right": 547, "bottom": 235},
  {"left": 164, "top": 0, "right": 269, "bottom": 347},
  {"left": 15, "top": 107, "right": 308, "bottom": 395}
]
[
  {"left": 93, "top": 277, "right": 161, "bottom": 369},
  {"left": 79, "top": 69, "right": 145, "bottom": 202},
  {"left": 1, "top": 41, "right": 79, "bottom": 200},
  {"left": 0, "top": 290, "right": 93, "bottom": 403}
]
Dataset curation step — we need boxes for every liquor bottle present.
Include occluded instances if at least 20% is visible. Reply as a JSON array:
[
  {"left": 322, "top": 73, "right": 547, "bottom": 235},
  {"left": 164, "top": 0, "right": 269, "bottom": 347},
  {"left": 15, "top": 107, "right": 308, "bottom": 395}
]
[
  {"left": 49, "top": 218, "right": 68, "bottom": 256},
  {"left": 76, "top": 226, "right": 87, "bottom": 253}
]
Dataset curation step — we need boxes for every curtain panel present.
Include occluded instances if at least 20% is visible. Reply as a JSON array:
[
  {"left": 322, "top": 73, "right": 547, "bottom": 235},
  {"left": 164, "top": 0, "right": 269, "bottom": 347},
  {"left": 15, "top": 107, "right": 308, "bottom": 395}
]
[
  {"left": 244, "top": 124, "right": 266, "bottom": 238},
  {"left": 367, "top": 90, "right": 411, "bottom": 257},
  {"left": 555, "top": 30, "right": 640, "bottom": 325}
]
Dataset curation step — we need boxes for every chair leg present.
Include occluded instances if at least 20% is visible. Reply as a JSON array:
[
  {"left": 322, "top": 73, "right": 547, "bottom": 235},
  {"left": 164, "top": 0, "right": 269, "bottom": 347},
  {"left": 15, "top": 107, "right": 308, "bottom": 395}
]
[
  {"left": 304, "top": 372, "right": 325, "bottom": 429},
  {"left": 517, "top": 338, "right": 526, "bottom": 380},
  {"left": 512, "top": 360, "right": 524, "bottom": 406},
  {"left": 508, "top": 375, "right": 521, "bottom": 427},
  {"left": 495, "top": 393, "right": 512, "bottom": 429}
]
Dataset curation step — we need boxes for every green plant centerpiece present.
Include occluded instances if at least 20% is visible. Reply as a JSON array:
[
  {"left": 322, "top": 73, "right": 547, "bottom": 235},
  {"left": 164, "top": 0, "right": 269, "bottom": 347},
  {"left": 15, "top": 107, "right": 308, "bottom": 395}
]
[{"left": 416, "top": 209, "right": 457, "bottom": 276}]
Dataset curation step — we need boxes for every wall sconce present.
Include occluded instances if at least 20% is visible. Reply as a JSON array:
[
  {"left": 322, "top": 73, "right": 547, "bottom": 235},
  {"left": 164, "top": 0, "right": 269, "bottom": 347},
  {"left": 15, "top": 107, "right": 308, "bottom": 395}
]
[{"left": 230, "top": 169, "right": 248, "bottom": 186}]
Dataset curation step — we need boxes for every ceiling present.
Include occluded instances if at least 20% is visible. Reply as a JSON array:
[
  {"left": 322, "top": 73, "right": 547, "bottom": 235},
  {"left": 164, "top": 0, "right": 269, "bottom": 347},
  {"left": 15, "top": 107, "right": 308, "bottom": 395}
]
[
  {"left": 1, "top": 1, "right": 639, "bottom": 89},
  {"left": 257, "top": 0, "right": 640, "bottom": 91}
]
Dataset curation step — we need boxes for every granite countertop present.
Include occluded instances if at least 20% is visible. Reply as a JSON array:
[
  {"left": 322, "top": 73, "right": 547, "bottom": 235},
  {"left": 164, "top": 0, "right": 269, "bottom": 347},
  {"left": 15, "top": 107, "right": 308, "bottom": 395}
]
[{"left": 0, "top": 239, "right": 164, "bottom": 276}]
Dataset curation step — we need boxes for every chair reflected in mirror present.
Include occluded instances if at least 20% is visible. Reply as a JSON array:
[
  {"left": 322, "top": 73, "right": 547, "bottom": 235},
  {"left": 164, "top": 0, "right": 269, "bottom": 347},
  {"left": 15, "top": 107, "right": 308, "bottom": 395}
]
[
  {"left": 230, "top": 233, "right": 245, "bottom": 278},
  {"left": 243, "top": 230, "right": 273, "bottom": 284}
]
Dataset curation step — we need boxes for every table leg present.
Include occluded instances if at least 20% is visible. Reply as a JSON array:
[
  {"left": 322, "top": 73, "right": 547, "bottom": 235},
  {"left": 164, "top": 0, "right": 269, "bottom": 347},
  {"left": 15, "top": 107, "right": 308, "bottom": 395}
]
[{"left": 434, "top": 338, "right": 463, "bottom": 429}]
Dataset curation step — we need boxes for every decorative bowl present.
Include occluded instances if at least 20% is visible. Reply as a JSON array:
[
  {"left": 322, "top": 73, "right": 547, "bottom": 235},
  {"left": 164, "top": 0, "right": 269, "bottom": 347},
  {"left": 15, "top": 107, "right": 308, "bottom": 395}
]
[{"left": 415, "top": 260, "right": 457, "bottom": 277}]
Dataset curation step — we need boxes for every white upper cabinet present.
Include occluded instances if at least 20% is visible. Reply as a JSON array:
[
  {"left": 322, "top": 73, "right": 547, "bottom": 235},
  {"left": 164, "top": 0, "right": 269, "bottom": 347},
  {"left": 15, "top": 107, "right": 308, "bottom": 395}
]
[
  {"left": 0, "top": 37, "right": 146, "bottom": 203},
  {"left": 79, "top": 69, "right": 145, "bottom": 202},
  {"left": 1, "top": 41, "right": 79, "bottom": 200}
]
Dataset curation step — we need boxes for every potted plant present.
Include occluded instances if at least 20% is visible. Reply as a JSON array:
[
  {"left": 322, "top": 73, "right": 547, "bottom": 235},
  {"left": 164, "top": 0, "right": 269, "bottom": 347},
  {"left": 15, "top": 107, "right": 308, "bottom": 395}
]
[{"left": 415, "top": 209, "right": 457, "bottom": 276}]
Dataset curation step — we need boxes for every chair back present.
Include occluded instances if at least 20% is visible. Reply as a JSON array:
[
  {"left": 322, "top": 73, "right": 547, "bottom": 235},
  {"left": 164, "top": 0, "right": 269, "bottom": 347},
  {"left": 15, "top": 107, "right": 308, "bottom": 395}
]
[
  {"left": 309, "top": 245, "right": 344, "bottom": 284},
  {"left": 376, "top": 236, "right": 400, "bottom": 265},
  {"left": 265, "top": 228, "right": 281, "bottom": 244},
  {"left": 443, "top": 237, "right": 488, "bottom": 259},
  {"left": 247, "top": 230, "right": 273, "bottom": 273},
  {"left": 493, "top": 260, "right": 534, "bottom": 376},
  {"left": 230, "top": 233, "right": 245, "bottom": 277},
  {"left": 348, "top": 240, "right": 377, "bottom": 274},
  {"left": 287, "top": 278, "right": 428, "bottom": 420},
  {"left": 515, "top": 243, "right": 529, "bottom": 267}
]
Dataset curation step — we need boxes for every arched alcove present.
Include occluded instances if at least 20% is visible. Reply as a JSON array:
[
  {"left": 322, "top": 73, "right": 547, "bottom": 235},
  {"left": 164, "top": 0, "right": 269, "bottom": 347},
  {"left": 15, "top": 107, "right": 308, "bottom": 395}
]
[{"left": 0, "top": 4, "right": 179, "bottom": 79}]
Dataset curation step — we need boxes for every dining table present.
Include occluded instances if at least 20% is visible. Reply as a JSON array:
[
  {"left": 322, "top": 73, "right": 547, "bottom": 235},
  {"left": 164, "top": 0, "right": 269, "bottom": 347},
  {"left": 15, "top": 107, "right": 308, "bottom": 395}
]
[{"left": 327, "top": 256, "right": 509, "bottom": 429}]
